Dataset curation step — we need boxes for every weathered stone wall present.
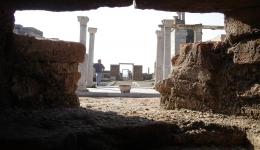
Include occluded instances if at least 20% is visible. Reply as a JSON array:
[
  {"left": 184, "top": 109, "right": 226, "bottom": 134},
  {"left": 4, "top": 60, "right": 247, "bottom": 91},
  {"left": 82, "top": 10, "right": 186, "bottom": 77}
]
[
  {"left": 0, "top": 9, "right": 86, "bottom": 109},
  {"left": 225, "top": 15, "right": 260, "bottom": 64},
  {"left": 156, "top": 39, "right": 259, "bottom": 118},
  {"left": 154, "top": 3, "right": 260, "bottom": 117},
  {"left": 11, "top": 35, "right": 85, "bottom": 108}
]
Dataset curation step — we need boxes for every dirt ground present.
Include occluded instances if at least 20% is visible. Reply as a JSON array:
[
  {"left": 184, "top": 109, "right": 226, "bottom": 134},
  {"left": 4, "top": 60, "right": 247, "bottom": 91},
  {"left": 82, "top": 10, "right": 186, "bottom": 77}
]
[
  {"left": 0, "top": 97, "right": 259, "bottom": 150},
  {"left": 80, "top": 97, "right": 260, "bottom": 149}
]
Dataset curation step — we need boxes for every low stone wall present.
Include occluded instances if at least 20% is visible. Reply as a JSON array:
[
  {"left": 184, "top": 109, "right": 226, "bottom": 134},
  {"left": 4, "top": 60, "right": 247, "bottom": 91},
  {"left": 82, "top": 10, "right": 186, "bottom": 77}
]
[{"left": 11, "top": 35, "right": 85, "bottom": 108}]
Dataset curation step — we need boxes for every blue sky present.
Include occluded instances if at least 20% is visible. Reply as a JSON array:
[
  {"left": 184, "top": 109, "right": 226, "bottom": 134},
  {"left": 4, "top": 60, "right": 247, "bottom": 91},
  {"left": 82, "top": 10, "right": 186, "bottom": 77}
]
[{"left": 15, "top": 6, "right": 225, "bottom": 73}]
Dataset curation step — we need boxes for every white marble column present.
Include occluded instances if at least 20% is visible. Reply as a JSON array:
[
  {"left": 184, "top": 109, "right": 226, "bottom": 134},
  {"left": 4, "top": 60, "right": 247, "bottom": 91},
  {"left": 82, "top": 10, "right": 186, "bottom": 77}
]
[
  {"left": 86, "top": 27, "right": 97, "bottom": 87},
  {"left": 162, "top": 19, "right": 174, "bottom": 79},
  {"left": 77, "top": 16, "right": 89, "bottom": 90},
  {"left": 155, "top": 30, "right": 164, "bottom": 83}
]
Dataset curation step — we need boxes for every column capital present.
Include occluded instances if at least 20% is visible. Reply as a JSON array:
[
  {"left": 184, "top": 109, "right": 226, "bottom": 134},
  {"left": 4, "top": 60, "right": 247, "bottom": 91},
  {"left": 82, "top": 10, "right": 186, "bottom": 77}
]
[
  {"left": 162, "top": 19, "right": 174, "bottom": 28},
  {"left": 77, "top": 16, "right": 89, "bottom": 25},
  {"left": 88, "top": 27, "right": 97, "bottom": 34}
]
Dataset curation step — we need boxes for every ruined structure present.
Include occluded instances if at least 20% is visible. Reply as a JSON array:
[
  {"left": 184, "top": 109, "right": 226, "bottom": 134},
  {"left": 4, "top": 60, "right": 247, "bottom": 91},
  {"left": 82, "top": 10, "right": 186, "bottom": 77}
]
[
  {"left": 133, "top": 65, "right": 143, "bottom": 81},
  {"left": 14, "top": 24, "right": 43, "bottom": 38},
  {"left": 109, "top": 63, "right": 144, "bottom": 81},
  {"left": 0, "top": 0, "right": 259, "bottom": 149},
  {"left": 154, "top": 9, "right": 260, "bottom": 118},
  {"left": 155, "top": 13, "right": 225, "bottom": 82},
  {"left": 12, "top": 35, "right": 85, "bottom": 108},
  {"left": 0, "top": 0, "right": 259, "bottom": 117}
]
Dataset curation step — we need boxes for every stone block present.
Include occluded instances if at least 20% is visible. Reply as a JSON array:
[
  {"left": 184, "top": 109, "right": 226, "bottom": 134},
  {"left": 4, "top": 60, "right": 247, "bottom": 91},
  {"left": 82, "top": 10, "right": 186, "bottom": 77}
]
[
  {"left": 133, "top": 65, "right": 143, "bottom": 81},
  {"left": 8, "top": 35, "right": 82, "bottom": 109},
  {"left": 14, "top": 35, "right": 86, "bottom": 63},
  {"left": 11, "top": 72, "right": 80, "bottom": 108},
  {"left": 225, "top": 16, "right": 260, "bottom": 44},
  {"left": 156, "top": 41, "right": 260, "bottom": 116},
  {"left": 228, "top": 39, "right": 260, "bottom": 64}
]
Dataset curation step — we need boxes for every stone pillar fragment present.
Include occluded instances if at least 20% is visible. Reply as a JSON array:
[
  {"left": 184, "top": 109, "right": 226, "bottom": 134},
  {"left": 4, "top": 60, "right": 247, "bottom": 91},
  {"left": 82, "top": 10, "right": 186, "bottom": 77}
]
[
  {"left": 162, "top": 19, "right": 174, "bottom": 79},
  {"left": 194, "top": 25, "right": 203, "bottom": 43},
  {"left": 86, "top": 27, "right": 97, "bottom": 87},
  {"left": 77, "top": 16, "right": 89, "bottom": 90},
  {"left": 155, "top": 30, "right": 164, "bottom": 83}
]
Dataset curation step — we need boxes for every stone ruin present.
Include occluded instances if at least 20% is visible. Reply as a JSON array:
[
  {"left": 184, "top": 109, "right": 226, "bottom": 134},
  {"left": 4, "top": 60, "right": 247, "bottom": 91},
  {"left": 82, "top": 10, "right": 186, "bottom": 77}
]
[
  {"left": 12, "top": 35, "right": 85, "bottom": 108},
  {"left": 0, "top": 0, "right": 259, "bottom": 149},
  {"left": 14, "top": 24, "right": 43, "bottom": 38},
  {"left": 155, "top": 14, "right": 260, "bottom": 119},
  {"left": 0, "top": 0, "right": 258, "bottom": 111},
  {"left": 156, "top": 41, "right": 259, "bottom": 116}
]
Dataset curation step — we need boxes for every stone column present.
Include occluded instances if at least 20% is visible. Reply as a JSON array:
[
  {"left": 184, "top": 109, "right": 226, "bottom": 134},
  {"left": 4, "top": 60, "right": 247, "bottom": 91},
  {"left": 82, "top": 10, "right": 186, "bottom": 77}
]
[
  {"left": 194, "top": 24, "right": 203, "bottom": 43},
  {"left": 162, "top": 19, "right": 174, "bottom": 79},
  {"left": 78, "top": 16, "right": 89, "bottom": 46},
  {"left": 77, "top": 16, "right": 89, "bottom": 90},
  {"left": 86, "top": 27, "right": 97, "bottom": 87},
  {"left": 155, "top": 30, "right": 164, "bottom": 83}
]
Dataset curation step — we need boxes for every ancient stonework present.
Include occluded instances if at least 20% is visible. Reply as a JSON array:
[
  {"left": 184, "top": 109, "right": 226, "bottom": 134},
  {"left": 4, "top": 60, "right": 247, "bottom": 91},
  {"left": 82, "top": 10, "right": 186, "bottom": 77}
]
[
  {"left": 0, "top": 0, "right": 260, "bottom": 149},
  {"left": 155, "top": 40, "right": 260, "bottom": 117},
  {"left": 11, "top": 35, "right": 85, "bottom": 108}
]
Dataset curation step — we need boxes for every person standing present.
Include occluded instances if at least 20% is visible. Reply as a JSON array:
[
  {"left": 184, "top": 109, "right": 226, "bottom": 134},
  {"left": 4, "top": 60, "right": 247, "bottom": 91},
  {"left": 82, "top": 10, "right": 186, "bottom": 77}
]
[{"left": 93, "top": 59, "right": 105, "bottom": 86}]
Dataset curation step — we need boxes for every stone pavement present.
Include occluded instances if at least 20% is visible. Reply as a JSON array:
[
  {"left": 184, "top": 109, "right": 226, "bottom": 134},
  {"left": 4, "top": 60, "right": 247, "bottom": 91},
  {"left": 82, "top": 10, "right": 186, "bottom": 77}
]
[{"left": 76, "top": 85, "right": 160, "bottom": 98}]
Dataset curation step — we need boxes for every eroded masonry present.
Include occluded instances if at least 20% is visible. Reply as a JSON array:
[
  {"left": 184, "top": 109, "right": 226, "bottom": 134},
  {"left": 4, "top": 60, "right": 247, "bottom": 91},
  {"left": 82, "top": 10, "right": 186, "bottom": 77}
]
[{"left": 0, "top": 0, "right": 259, "bottom": 149}]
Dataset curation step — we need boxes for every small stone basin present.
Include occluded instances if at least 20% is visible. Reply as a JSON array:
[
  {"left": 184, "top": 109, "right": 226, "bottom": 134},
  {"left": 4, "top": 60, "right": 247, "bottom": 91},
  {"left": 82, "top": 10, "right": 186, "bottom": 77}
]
[{"left": 119, "top": 84, "right": 131, "bottom": 93}]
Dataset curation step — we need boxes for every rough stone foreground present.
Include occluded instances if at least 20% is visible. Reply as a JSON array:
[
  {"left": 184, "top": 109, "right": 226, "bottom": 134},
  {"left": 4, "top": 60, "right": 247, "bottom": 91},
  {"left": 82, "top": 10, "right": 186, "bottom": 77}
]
[{"left": 0, "top": 97, "right": 259, "bottom": 149}]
